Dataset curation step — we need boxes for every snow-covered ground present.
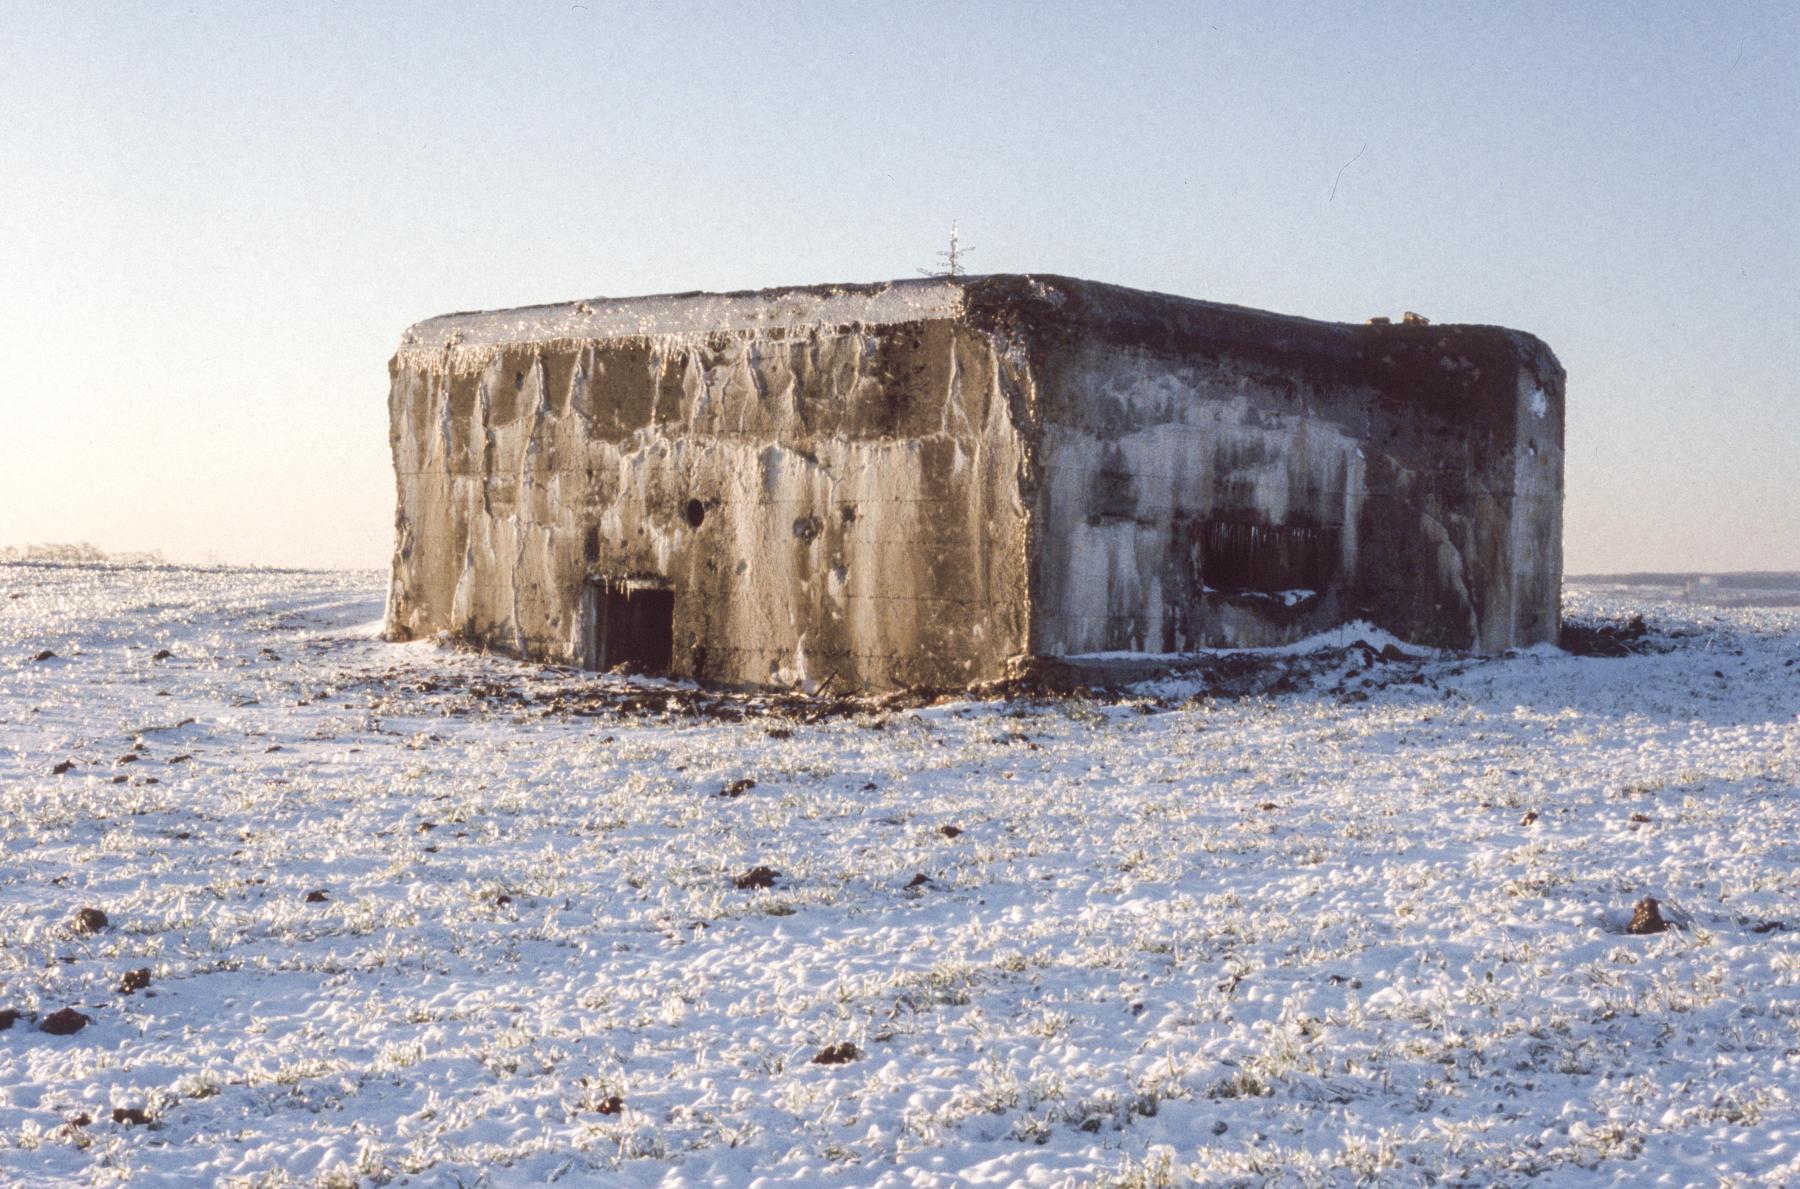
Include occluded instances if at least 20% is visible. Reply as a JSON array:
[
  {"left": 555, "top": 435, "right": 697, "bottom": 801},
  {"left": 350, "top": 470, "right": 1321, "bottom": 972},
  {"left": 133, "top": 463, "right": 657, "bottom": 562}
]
[{"left": 2, "top": 564, "right": 1798, "bottom": 1187}]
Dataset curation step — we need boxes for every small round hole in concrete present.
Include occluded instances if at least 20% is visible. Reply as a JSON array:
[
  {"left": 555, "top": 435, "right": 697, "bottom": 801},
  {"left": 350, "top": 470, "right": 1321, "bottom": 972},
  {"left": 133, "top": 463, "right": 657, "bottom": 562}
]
[{"left": 684, "top": 499, "right": 706, "bottom": 528}]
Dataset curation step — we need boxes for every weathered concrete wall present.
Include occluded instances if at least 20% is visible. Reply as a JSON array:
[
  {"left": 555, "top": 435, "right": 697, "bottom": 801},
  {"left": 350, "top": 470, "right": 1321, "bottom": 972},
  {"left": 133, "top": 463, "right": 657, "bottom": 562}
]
[
  {"left": 955, "top": 277, "right": 1565, "bottom": 654},
  {"left": 387, "top": 291, "right": 1033, "bottom": 691},
  {"left": 1351, "top": 323, "right": 1564, "bottom": 652},
  {"left": 387, "top": 275, "right": 1563, "bottom": 690},
  {"left": 1024, "top": 338, "right": 1367, "bottom": 654}
]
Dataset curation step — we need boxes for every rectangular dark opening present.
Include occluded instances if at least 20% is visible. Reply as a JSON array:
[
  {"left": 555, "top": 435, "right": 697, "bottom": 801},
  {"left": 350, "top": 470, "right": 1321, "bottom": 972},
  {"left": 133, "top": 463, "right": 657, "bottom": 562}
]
[
  {"left": 588, "top": 581, "right": 674, "bottom": 675},
  {"left": 1199, "top": 521, "right": 1339, "bottom": 595}
]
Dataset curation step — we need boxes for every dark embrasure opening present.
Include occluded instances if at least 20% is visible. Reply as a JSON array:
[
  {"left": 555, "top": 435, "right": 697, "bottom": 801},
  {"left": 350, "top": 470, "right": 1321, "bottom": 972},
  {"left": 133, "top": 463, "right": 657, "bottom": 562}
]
[
  {"left": 1199, "top": 521, "right": 1339, "bottom": 594},
  {"left": 588, "top": 582, "right": 675, "bottom": 674}
]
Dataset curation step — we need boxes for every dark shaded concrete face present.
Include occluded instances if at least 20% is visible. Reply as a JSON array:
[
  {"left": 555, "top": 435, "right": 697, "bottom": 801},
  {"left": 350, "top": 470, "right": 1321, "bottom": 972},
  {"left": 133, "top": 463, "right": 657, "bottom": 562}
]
[
  {"left": 387, "top": 313, "right": 1033, "bottom": 691},
  {"left": 387, "top": 275, "right": 1563, "bottom": 689},
  {"left": 994, "top": 278, "right": 1564, "bottom": 654}
]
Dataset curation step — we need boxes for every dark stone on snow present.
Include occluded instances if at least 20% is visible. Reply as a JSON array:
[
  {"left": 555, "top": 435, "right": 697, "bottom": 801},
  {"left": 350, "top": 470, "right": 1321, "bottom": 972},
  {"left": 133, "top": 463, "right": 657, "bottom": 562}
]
[
  {"left": 51, "top": 759, "right": 75, "bottom": 775},
  {"left": 112, "top": 1107, "right": 151, "bottom": 1126},
  {"left": 733, "top": 866, "right": 780, "bottom": 890},
  {"left": 40, "top": 1007, "right": 91, "bottom": 1036},
  {"left": 70, "top": 907, "right": 108, "bottom": 934},
  {"left": 0, "top": 1008, "right": 19, "bottom": 1030},
  {"left": 118, "top": 968, "right": 152, "bottom": 994},
  {"left": 304, "top": 889, "right": 330, "bottom": 904},
  {"left": 31, "top": 649, "right": 57, "bottom": 662},
  {"left": 1627, "top": 896, "right": 1671, "bottom": 935},
  {"left": 719, "top": 778, "right": 757, "bottom": 798},
  {"left": 811, "top": 1042, "right": 861, "bottom": 1065},
  {"left": 595, "top": 1095, "right": 624, "bottom": 1115},
  {"left": 1562, "top": 614, "right": 1654, "bottom": 657}
]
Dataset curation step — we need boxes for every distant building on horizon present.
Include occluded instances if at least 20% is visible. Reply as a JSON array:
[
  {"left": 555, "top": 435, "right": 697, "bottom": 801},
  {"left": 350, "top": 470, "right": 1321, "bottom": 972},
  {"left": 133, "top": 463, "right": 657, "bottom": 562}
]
[{"left": 384, "top": 275, "right": 1564, "bottom": 691}]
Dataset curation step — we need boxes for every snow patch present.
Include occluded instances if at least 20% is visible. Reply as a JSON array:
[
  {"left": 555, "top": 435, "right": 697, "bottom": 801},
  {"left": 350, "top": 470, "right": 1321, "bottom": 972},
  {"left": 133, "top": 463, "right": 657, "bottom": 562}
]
[{"left": 4, "top": 567, "right": 1799, "bottom": 1185}]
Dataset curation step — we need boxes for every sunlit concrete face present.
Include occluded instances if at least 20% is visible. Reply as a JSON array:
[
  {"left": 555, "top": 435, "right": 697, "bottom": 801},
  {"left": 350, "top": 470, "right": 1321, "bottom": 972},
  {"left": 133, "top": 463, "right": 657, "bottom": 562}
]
[
  {"left": 384, "top": 280, "right": 1034, "bottom": 691},
  {"left": 386, "top": 275, "right": 1563, "bottom": 690}
]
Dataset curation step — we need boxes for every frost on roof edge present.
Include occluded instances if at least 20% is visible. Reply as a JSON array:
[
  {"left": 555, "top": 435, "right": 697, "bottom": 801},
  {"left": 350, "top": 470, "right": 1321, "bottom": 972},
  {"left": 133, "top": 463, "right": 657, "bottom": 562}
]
[
  {"left": 392, "top": 274, "right": 1558, "bottom": 379},
  {"left": 396, "top": 277, "right": 970, "bottom": 360}
]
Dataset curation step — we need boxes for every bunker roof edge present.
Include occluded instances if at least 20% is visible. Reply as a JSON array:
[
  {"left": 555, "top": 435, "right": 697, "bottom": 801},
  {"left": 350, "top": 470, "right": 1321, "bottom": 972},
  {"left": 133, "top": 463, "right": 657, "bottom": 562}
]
[{"left": 394, "top": 274, "right": 1561, "bottom": 384}]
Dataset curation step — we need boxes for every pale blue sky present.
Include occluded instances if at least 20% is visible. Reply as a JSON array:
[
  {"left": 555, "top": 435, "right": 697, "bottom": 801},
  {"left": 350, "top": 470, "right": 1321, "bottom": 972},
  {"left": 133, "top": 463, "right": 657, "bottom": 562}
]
[{"left": 3, "top": 1, "right": 1795, "bottom": 571}]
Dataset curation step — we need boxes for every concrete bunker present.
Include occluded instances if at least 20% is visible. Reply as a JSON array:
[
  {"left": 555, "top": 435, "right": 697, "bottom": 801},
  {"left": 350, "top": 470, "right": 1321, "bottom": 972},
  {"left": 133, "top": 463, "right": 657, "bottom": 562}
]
[{"left": 385, "top": 274, "right": 1564, "bottom": 691}]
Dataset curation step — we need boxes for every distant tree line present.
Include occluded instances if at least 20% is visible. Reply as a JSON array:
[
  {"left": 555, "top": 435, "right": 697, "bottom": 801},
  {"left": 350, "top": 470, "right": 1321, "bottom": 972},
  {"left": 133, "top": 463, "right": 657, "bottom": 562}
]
[{"left": 0, "top": 542, "right": 167, "bottom": 565}]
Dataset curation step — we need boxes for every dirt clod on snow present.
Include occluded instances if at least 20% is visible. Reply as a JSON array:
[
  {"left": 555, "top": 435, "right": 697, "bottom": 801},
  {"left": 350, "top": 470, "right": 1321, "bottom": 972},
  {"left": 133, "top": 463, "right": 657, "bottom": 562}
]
[
  {"left": 1628, "top": 896, "right": 1671, "bottom": 935},
  {"left": 812, "top": 1043, "right": 861, "bottom": 1065},
  {"left": 1562, "top": 614, "right": 1655, "bottom": 658},
  {"left": 40, "top": 1008, "right": 92, "bottom": 1036}
]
